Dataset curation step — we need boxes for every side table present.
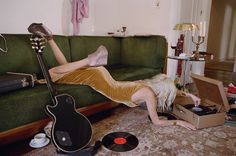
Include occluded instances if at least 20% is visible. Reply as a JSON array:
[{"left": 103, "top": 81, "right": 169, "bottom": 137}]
[
  {"left": 167, "top": 56, "right": 189, "bottom": 90},
  {"left": 167, "top": 56, "right": 205, "bottom": 90}
]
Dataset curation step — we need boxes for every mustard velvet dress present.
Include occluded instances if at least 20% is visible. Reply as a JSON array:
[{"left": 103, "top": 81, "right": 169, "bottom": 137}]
[{"left": 52, "top": 66, "right": 145, "bottom": 107}]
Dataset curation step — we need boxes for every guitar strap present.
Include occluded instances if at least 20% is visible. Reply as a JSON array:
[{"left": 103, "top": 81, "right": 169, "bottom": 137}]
[{"left": 56, "top": 140, "right": 102, "bottom": 156}]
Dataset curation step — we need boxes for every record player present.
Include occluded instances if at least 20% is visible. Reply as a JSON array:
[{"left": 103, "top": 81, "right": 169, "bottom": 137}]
[{"left": 172, "top": 74, "right": 230, "bottom": 129}]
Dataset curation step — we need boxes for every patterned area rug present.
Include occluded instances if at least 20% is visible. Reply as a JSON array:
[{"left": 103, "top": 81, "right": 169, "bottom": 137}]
[{"left": 24, "top": 106, "right": 236, "bottom": 156}]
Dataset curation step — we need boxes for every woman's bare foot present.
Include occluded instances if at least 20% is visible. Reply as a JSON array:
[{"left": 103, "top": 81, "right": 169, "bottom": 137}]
[{"left": 88, "top": 45, "right": 108, "bottom": 66}]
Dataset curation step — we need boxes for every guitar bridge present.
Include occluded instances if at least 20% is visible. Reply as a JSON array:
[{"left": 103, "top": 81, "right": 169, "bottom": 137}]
[{"left": 55, "top": 131, "right": 72, "bottom": 146}]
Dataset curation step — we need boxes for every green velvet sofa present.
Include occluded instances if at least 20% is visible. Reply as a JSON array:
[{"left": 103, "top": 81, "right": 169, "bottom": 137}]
[{"left": 0, "top": 34, "right": 167, "bottom": 146}]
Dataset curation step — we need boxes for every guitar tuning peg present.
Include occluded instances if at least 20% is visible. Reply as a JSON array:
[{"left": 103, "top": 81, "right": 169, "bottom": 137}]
[
  {"left": 33, "top": 37, "right": 40, "bottom": 41},
  {"left": 39, "top": 42, "right": 45, "bottom": 45},
  {"left": 38, "top": 37, "right": 44, "bottom": 41},
  {"left": 32, "top": 46, "right": 38, "bottom": 50}
]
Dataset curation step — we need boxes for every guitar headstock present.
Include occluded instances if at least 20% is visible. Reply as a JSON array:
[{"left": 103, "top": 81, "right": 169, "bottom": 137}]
[{"left": 30, "top": 35, "right": 46, "bottom": 53}]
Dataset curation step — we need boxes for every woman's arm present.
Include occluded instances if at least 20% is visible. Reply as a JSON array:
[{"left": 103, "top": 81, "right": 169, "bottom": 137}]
[{"left": 177, "top": 90, "right": 201, "bottom": 106}]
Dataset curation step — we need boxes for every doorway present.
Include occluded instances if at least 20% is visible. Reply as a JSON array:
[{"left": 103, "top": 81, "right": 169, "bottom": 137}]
[
  {"left": 205, "top": 0, "right": 236, "bottom": 85},
  {"left": 206, "top": 0, "right": 236, "bottom": 71}
]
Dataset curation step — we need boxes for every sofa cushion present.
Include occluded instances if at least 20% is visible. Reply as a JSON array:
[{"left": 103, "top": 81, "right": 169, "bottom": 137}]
[
  {"left": 0, "top": 85, "right": 51, "bottom": 132},
  {"left": 120, "top": 35, "right": 167, "bottom": 69},
  {"left": 69, "top": 36, "right": 121, "bottom": 65},
  {"left": 0, "top": 34, "right": 38, "bottom": 75}
]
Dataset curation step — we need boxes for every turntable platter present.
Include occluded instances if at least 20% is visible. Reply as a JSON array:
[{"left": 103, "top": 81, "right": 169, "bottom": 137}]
[{"left": 192, "top": 107, "right": 203, "bottom": 112}]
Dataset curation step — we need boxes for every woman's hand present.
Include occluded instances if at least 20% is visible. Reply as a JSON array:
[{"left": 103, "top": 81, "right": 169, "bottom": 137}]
[
  {"left": 177, "top": 120, "right": 196, "bottom": 130},
  {"left": 187, "top": 93, "right": 201, "bottom": 107},
  {"left": 178, "top": 90, "right": 201, "bottom": 107}
]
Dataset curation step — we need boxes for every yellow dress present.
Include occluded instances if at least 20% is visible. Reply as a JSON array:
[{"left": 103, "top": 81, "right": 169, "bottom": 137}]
[{"left": 53, "top": 66, "right": 145, "bottom": 107}]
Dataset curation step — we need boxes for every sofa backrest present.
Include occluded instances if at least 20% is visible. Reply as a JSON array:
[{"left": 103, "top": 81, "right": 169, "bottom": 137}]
[
  {"left": 0, "top": 34, "right": 37, "bottom": 74},
  {"left": 69, "top": 36, "right": 121, "bottom": 66},
  {"left": 0, "top": 34, "right": 167, "bottom": 76},
  {"left": 120, "top": 35, "right": 167, "bottom": 69},
  {"left": 0, "top": 34, "right": 70, "bottom": 75}
]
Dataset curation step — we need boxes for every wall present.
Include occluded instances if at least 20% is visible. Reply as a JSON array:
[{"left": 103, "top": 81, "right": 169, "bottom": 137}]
[
  {"left": 93, "top": 0, "right": 171, "bottom": 37},
  {"left": 0, "top": 0, "right": 67, "bottom": 35},
  {"left": 0, "top": 0, "right": 195, "bottom": 41},
  {"left": 0, "top": 0, "right": 212, "bottom": 79},
  {"left": 0, "top": 0, "right": 95, "bottom": 35}
]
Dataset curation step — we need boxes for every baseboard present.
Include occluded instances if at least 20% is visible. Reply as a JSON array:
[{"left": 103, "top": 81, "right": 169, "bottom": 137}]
[{"left": 0, "top": 101, "right": 119, "bottom": 147}]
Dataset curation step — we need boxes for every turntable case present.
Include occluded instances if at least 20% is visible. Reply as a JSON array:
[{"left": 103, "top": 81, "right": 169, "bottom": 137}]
[
  {"left": 0, "top": 72, "right": 35, "bottom": 94},
  {"left": 173, "top": 74, "right": 230, "bottom": 129}
]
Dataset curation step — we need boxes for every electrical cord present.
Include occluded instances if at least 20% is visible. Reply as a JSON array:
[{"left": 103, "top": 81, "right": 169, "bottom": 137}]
[{"left": 0, "top": 34, "right": 8, "bottom": 53}]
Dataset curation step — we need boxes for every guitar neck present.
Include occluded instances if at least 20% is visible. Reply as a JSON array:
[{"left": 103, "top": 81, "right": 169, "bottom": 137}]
[
  {"left": 36, "top": 52, "right": 58, "bottom": 103},
  {"left": 31, "top": 35, "right": 59, "bottom": 105}
]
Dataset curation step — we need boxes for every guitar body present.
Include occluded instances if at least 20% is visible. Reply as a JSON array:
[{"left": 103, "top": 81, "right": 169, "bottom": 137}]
[
  {"left": 30, "top": 35, "right": 93, "bottom": 153},
  {"left": 46, "top": 94, "right": 92, "bottom": 153}
]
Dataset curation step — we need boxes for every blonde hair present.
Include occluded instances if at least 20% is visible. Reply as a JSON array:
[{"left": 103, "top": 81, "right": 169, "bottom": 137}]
[{"left": 143, "top": 74, "right": 177, "bottom": 111}]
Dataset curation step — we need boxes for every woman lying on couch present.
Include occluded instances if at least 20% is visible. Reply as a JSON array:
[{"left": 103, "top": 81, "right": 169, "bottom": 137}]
[{"left": 28, "top": 23, "right": 200, "bottom": 130}]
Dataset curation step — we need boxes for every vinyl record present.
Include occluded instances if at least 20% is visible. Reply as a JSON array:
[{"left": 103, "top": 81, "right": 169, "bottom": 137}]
[
  {"left": 102, "top": 132, "right": 139, "bottom": 152},
  {"left": 148, "top": 112, "right": 177, "bottom": 121},
  {"left": 157, "top": 112, "right": 177, "bottom": 120},
  {"left": 183, "top": 104, "right": 217, "bottom": 116}
]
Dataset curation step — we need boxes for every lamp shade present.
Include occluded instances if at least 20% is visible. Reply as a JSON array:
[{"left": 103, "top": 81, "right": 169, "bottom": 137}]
[{"left": 173, "top": 23, "right": 198, "bottom": 31}]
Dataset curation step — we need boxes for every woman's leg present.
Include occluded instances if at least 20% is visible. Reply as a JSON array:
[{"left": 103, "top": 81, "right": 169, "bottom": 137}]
[
  {"left": 28, "top": 23, "right": 108, "bottom": 75},
  {"left": 47, "top": 40, "right": 108, "bottom": 68},
  {"left": 48, "top": 39, "right": 89, "bottom": 74},
  {"left": 48, "top": 42, "right": 108, "bottom": 75},
  {"left": 48, "top": 39, "right": 68, "bottom": 65}
]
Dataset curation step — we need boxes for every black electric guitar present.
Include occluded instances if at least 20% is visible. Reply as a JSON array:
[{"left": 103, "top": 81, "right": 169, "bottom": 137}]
[{"left": 30, "top": 35, "right": 92, "bottom": 153}]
